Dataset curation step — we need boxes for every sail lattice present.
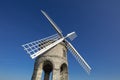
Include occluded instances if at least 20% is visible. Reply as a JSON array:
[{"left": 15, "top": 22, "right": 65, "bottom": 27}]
[{"left": 22, "top": 34, "right": 61, "bottom": 56}]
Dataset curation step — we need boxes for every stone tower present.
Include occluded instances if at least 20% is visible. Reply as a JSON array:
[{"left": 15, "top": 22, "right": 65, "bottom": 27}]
[{"left": 31, "top": 42, "right": 68, "bottom": 80}]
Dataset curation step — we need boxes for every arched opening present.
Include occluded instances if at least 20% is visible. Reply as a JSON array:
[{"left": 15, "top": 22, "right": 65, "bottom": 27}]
[
  {"left": 41, "top": 60, "right": 53, "bottom": 80},
  {"left": 60, "top": 63, "right": 68, "bottom": 80}
]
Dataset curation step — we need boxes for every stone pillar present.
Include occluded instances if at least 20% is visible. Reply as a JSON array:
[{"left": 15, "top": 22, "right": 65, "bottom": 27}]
[
  {"left": 31, "top": 61, "right": 43, "bottom": 80},
  {"left": 60, "top": 72, "right": 68, "bottom": 80},
  {"left": 52, "top": 69, "right": 60, "bottom": 80}
]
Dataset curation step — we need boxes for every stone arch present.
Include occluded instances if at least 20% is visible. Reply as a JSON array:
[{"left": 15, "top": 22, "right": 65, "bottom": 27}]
[
  {"left": 42, "top": 60, "right": 53, "bottom": 80},
  {"left": 36, "top": 56, "right": 55, "bottom": 71},
  {"left": 60, "top": 63, "right": 68, "bottom": 80}
]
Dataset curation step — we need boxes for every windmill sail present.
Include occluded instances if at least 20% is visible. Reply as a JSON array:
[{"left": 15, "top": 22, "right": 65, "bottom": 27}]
[
  {"left": 22, "top": 34, "right": 61, "bottom": 59},
  {"left": 66, "top": 32, "right": 77, "bottom": 41},
  {"left": 66, "top": 41, "right": 91, "bottom": 74},
  {"left": 41, "top": 10, "right": 63, "bottom": 37},
  {"left": 31, "top": 37, "right": 64, "bottom": 59}
]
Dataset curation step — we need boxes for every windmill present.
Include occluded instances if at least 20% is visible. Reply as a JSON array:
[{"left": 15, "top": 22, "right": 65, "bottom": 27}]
[{"left": 22, "top": 10, "right": 91, "bottom": 80}]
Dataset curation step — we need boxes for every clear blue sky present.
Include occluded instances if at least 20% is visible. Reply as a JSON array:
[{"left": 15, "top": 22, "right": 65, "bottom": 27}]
[{"left": 0, "top": 0, "right": 120, "bottom": 80}]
